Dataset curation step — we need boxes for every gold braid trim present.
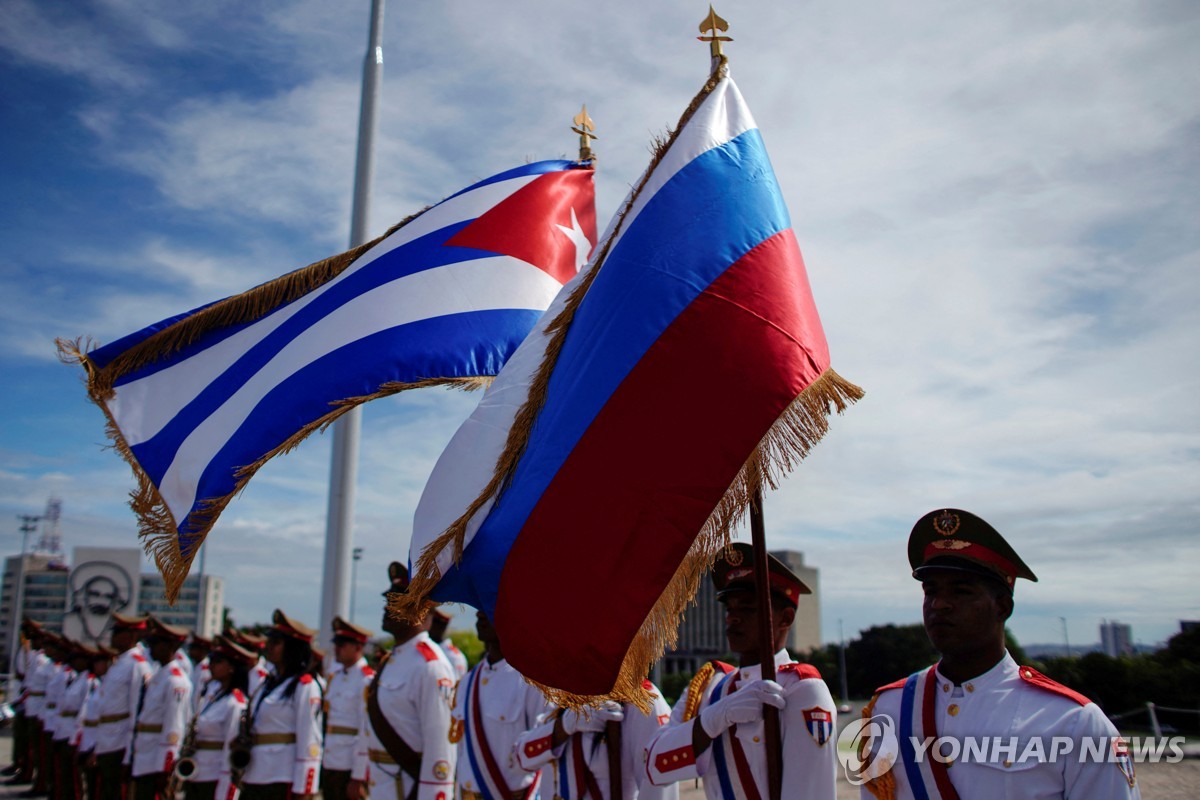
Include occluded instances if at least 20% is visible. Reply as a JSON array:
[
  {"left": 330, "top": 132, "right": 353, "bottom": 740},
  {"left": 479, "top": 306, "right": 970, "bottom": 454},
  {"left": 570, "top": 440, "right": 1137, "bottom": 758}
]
[
  {"left": 390, "top": 57, "right": 864, "bottom": 712},
  {"left": 682, "top": 663, "right": 717, "bottom": 722},
  {"left": 860, "top": 693, "right": 897, "bottom": 800},
  {"left": 55, "top": 200, "right": 496, "bottom": 604}
]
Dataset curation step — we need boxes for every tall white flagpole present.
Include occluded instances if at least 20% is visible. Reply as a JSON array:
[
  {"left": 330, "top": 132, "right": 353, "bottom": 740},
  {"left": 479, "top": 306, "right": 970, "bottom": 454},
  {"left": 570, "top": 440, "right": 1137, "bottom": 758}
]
[{"left": 320, "top": 0, "right": 386, "bottom": 650}]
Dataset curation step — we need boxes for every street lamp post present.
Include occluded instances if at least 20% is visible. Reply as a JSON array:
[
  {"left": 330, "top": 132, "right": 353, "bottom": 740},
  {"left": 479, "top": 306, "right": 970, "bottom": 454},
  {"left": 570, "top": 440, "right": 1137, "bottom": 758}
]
[{"left": 350, "top": 547, "right": 364, "bottom": 622}]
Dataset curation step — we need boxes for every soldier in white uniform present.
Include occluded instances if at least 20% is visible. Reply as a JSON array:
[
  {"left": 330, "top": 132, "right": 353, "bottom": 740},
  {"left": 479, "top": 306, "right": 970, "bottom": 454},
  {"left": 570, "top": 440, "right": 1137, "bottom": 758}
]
[
  {"left": 646, "top": 543, "right": 839, "bottom": 799},
  {"left": 858, "top": 509, "right": 1141, "bottom": 800},
  {"left": 19, "top": 626, "right": 53, "bottom": 790},
  {"left": 187, "top": 636, "right": 213, "bottom": 715},
  {"left": 238, "top": 610, "right": 323, "bottom": 800},
  {"left": 427, "top": 609, "right": 467, "bottom": 680},
  {"left": 348, "top": 563, "right": 456, "bottom": 800},
  {"left": 40, "top": 635, "right": 70, "bottom": 799},
  {"left": 129, "top": 617, "right": 193, "bottom": 800},
  {"left": 229, "top": 631, "right": 272, "bottom": 700},
  {"left": 449, "top": 609, "right": 551, "bottom": 800},
  {"left": 78, "top": 645, "right": 115, "bottom": 800},
  {"left": 8, "top": 619, "right": 45, "bottom": 786},
  {"left": 55, "top": 641, "right": 94, "bottom": 800},
  {"left": 516, "top": 680, "right": 678, "bottom": 800},
  {"left": 321, "top": 617, "right": 374, "bottom": 800},
  {"left": 179, "top": 634, "right": 254, "bottom": 800},
  {"left": 93, "top": 613, "right": 154, "bottom": 800}
]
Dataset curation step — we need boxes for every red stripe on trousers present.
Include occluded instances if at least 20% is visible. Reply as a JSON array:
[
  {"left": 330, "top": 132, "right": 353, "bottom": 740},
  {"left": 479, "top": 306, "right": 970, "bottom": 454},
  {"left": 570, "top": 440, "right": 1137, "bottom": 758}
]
[{"left": 496, "top": 228, "right": 830, "bottom": 693}]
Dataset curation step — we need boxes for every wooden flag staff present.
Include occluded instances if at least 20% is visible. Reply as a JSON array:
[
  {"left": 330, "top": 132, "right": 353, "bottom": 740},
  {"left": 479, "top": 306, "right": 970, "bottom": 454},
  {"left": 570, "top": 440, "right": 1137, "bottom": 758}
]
[{"left": 700, "top": 9, "right": 783, "bottom": 799}]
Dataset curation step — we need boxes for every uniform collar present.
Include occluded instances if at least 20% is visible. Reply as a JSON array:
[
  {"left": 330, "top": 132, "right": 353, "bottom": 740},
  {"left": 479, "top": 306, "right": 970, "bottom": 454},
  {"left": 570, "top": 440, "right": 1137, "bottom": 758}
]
[
  {"left": 737, "top": 649, "right": 790, "bottom": 681},
  {"left": 935, "top": 650, "right": 1017, "bottom": 693},
  {"left": 392, "top": 630, "right": 433, "bottom": 657},
  {"left": 341, "top": 656, "right": 368, "bottom": 674},
  {"left": 480, "top": 656, "right": 511, "bottom": 674}
]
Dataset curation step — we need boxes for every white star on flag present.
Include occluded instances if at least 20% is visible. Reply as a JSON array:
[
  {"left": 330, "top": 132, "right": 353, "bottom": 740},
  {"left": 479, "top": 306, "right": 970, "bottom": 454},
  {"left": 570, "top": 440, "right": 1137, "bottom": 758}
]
[{"left": 556, "top": 207, "right": 593, "bottom": 272}]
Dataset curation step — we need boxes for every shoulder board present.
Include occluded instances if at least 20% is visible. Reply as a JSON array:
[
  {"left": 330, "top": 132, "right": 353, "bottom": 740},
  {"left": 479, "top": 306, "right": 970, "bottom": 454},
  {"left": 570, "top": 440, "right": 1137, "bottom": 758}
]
[
  {"left": 1018, "top": 666, "right": 1091, "bottom": 706},
  {"left": 362, "top": 665, "right": 376, "bottom": 677},
  {"left": 873, "top": 677, "right": 907, "bottom": 695},
  {"left": 255, "top": 667, "right": 268, "bottom": 677},
  {"left": 169, "top": 666, "right": 183, "bottom": 677},
  {"left": 779, "top": 662, "right": 822, "bottom": 680},
  {"left": 233, "top": 689, "right": 246, "bottom": 703},
  {"left": 446, "top": 643, "right": 461, "bottom": 654},
  {"left": 713, "top": 660, "right": 737, "bottom": 674},
  {"left": 132, "top": 653, "right": 146, "bottom": 663},
  {"left": 642, "top": 678, "right": 654, "bottom": 691},
  {"left": 415, "top": 641, "right": 439, "bottom": 663},
  {"left": 299, "top": 674, "right": 314, "bottom": 685}
]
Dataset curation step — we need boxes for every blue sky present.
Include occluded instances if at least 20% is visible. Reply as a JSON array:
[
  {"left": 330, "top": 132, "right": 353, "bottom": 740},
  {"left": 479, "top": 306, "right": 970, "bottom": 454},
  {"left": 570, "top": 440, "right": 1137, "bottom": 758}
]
[{"left": 1, "top": 1, "right": 1197, "bottom": 651}]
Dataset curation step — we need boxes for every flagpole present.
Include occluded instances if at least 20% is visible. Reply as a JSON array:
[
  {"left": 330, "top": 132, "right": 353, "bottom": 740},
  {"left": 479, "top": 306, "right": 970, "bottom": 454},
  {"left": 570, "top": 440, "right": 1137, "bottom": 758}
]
[{"left": 321, "top": 0, "right": 386, "bottom": 654}]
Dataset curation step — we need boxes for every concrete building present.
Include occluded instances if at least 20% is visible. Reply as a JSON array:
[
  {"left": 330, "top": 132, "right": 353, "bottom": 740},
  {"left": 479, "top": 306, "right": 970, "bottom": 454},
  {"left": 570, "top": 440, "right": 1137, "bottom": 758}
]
[
  {"left": 660, "top": 548, "right": 821, "bottom": 676},
  {"left": 1100, "top": 620, "right": 1134, "bottom": 657},
  {"left": 0, "top": 545, "right": 224, "bottom": 672}
]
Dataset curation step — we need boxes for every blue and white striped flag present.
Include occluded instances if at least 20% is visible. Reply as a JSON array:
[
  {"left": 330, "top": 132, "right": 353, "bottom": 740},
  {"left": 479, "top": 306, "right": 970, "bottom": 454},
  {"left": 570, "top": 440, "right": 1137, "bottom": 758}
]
[{"left": 60, "top": 159, "right": 596, "bottom": 599}]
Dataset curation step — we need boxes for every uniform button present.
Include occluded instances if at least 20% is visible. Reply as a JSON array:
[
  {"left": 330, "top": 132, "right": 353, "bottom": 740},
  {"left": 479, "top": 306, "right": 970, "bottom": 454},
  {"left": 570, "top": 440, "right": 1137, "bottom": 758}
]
[
  {"left": 753, "top": 736, "right": 760, "bottom": 743},
  {"left": 942, "top": 684, "right": 949, "bottom": 693},
  {"left": 500, "top": 715, "right": 506, "bottom": 721},
  {"left": 946, "top": 759, "right": 954, "bottom": 767},
  {"left": 1004, "top": 760, "right": 1012, "bottom": 768},
  {"left": 482, "top": 678, "right": 489, "bottom": 685},
  {"left": 965, "top": 683, "right": 974, "bottom": 693},
  {"left": 948, "top": 704, "right": 959, "bottom": 717}
]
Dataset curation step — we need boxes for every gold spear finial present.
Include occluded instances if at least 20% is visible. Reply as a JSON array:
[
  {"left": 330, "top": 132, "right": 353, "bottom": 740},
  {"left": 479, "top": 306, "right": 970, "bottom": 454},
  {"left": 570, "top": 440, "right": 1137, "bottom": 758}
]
[
  {"left": 571, "top": 104, "right": 598, "bottom": 163},
  {"left": 698, "top": 5, "right": 732, "bottom": 59}
]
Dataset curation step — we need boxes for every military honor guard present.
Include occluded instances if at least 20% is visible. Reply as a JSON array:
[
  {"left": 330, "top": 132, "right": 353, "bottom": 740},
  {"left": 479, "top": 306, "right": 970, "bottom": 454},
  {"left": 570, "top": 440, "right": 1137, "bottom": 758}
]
[
  {"left": 646, "top": 543, "right": 839, "bottom": 799},
  {"left": 516, "top": 682, "right": 678, "bottom": 800},
  {"left": 93, "top": 613, "right": 154, "bottom": 800},
  {"left": 427, "top": 609, "right": 467, "bottom": 680},
  {"left": 347, "top": 563, "right": 457, "bottom": 800},
  {"left": 38, "top": 634, "right": 69, "bottom": 798},
  {"left": 54, "top": 642, "right": 95, "bottom": 800},
  {"left": 129, "top": 617, "right": 193, "bottom": 800},
  {"left": 8, "top": 619, "right": 46, "bottom": 786},
  {"left": 449, "top": 610, "right": 552, "bottom": 800},
  {"left": 177, "top": 634, "right": 255, "bottom": 800},
  {"left": 859, "top": 509, "right": 1141, "bottom": 800},
  {"left": 187, "top": 636, "right": 214, "bottom": 714},
  {"left": 78, "top": 646, "right": 115, "bottom": 800},
  {"left": 321, "top": 617, "right": 374, "bottom": 800},
  {"left": 238, "top": 610, "right": 323, "bottom": 800}
]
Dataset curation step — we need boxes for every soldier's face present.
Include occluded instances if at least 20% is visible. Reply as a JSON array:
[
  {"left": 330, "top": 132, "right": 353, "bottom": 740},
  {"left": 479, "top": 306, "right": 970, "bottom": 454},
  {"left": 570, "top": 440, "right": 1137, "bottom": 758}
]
[
  {"left": 921, "top": 570, "right": 1009, "bottom": 655},
  {"left": 475, "top": 611, "right": 497, "bottom": 646}
]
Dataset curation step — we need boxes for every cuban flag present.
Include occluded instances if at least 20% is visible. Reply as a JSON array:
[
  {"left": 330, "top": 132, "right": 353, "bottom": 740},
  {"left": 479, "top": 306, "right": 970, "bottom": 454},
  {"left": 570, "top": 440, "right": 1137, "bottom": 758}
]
[
  {"left": 804, "top": 707, "right": 834, "bottom": 747},
  {"left": 60, "top": 160, "right": 596, "bottom": 600},
  {"left": 400, "top": 68, "right": 861, "bottom": 705}
]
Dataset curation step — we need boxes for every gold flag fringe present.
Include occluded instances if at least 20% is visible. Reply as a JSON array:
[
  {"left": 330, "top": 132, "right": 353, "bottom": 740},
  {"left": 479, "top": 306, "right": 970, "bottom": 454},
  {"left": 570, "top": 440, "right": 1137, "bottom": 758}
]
[{"left": 391, "top": 57, "right": 735, "bottom": 627}]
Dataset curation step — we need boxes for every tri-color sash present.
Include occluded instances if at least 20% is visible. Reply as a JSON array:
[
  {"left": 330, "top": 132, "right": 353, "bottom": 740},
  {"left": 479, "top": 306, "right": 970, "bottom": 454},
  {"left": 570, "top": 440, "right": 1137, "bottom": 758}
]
[
  {"left": 897, "top": 666, "right": 960, "bottom": 800},
  {"left": 552, "top": 730, "right": 605, "bottom": 799},
  {"left": 706, "top": 671, "right": 764, "bottom": 800},
  {"left": 462, "top": 665, "right": 540, "bottom": 800}
]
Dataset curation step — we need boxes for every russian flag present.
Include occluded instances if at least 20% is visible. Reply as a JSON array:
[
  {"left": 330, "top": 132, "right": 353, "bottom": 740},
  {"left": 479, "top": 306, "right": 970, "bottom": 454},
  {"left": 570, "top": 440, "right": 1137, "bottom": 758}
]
[
  {"left": 60, "top": 160, "right": 596, "bottom": 600},
  {"left": 403, "top": 71, "right": 861, "bottom": 704}
]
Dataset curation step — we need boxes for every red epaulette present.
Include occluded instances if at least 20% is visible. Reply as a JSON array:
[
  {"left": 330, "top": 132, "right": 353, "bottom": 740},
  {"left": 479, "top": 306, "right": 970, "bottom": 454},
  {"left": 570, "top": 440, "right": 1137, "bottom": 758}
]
[
  {"left": 132, "top": 653, "right": 146, "bottom": 663},
  {"left": 169, "top": 666, "right": 183, "bottom": 677},
  {"left": 876, "top": 677, "right": 908, "bottom": 695},
  {"left": 713, "top": 661, "right": 736, "bottom": 674},
  {"left": 779, "top": 662, "right": 822, "bottom": 680},
  {"left": 642, "top": 678, "right": 654, "bottom": 690},
  {"left": 299, "top": 674, "right": 314, "bottom": 685},
  {"left": 1018, "top": 666, "right": 1091, "bottom": 706},
  {"left": 416, "top": 641, "right": 439, "bottom": 663},
  {"left": 233, "top": 689, "right": 246, "bottom": 703},
  {"left": 362, "top": 665, "right": 376, "bottom": 677}
]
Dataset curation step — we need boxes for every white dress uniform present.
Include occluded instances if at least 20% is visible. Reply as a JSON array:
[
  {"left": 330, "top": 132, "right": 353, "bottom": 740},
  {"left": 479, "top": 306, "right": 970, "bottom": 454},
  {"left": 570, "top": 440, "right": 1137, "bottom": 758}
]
[
  {"left": 450, "top": 656, "right": 552, "bottom": 799},
  {"left": 191, "top": 656, "right": 212, "bottom": 713},
  {"left": 323, "top": 657, "right": 374, "bottom": 772},
  {"left": 130, "top": 660, "right": 192, "bottom": 776},
  {"left": 42, "top": 662, "right": 70, "bottom": 738},
  {"left": 646, "top": 651, "right": 838, "bottom": 800},
  {"left": 79, "top": 674, "right": 104, "bottom": 754},
  {"left": 438, "top": 641, "right": 468, "bottom": 680},
  {"left": 350, "top": 633, "right": 457, "bottom": 800},
  {"left": 248, "top": 659, "right": 272, "bottom": 699},
  {"left": 516, "top": 680, "right": 679, "bottom": 800},
  {"left": 860, "top": 653, "right": 1141, "bottom": 800},
  {"left": 187, "top": 687, "right": 248, "bottom": 798},
  {"left": 57, "top": 667, "right": 92, "bottom": 744},
  {"left": 23, "top": 649, "right": 51, "bottom": 720},
  {"left": 96, "top": 644, "right": 154, "bottom": 757},
  {"left": 240, "top": 674, "right": 324, "bottom": 794}
]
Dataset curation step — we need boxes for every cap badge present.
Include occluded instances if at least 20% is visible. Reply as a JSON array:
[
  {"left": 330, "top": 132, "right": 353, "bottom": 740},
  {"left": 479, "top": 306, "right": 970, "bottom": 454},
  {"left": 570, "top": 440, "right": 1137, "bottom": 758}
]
[
  {"left": 933, "top": 510, "right": 960, "bottom": 537},
  {"left": 724, "top": 547, "right": 744, "bottom": 567},
  {"left": 931, "top": 539, "right": 971, "bottom": 551}
]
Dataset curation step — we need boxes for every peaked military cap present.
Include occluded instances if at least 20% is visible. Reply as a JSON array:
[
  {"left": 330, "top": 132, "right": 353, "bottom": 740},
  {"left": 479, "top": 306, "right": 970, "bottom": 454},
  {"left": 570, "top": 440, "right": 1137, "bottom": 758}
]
[
  {"left": 111, "top": 612, "right": 149, "bottom": 631},
  {"left": 909, "top": 508, "right": 1038, "bottom": 592},
  {"left": 188, "top": 633, "right": 212, "bottom": 648},
  {"left": 382, "top": 561, "right": 410, "bottom": 596},
  {"left": 210, "top": 634, "right": 259, "bottom": 667},
  {"left": 712, "top": 542, "right": 811, "bottom": 608},
  {"left": 145, "top": 615, "right": 189, "bottom": 643},
  {"left": 270, "top": 609, "right": 316, "bottom": 643},
  {"left": 331, "top": 616, "right": 373, "bottom": 644}
]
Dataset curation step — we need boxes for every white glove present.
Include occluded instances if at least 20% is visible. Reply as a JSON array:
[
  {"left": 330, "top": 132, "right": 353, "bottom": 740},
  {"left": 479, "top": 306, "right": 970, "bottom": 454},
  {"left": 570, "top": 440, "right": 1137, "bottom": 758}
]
[
  {"left": 699, "top": 679, "right": 785, "bottom": 738},
  {"left": 561, "top": 701, "right": 625, "bottom": 735}
]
